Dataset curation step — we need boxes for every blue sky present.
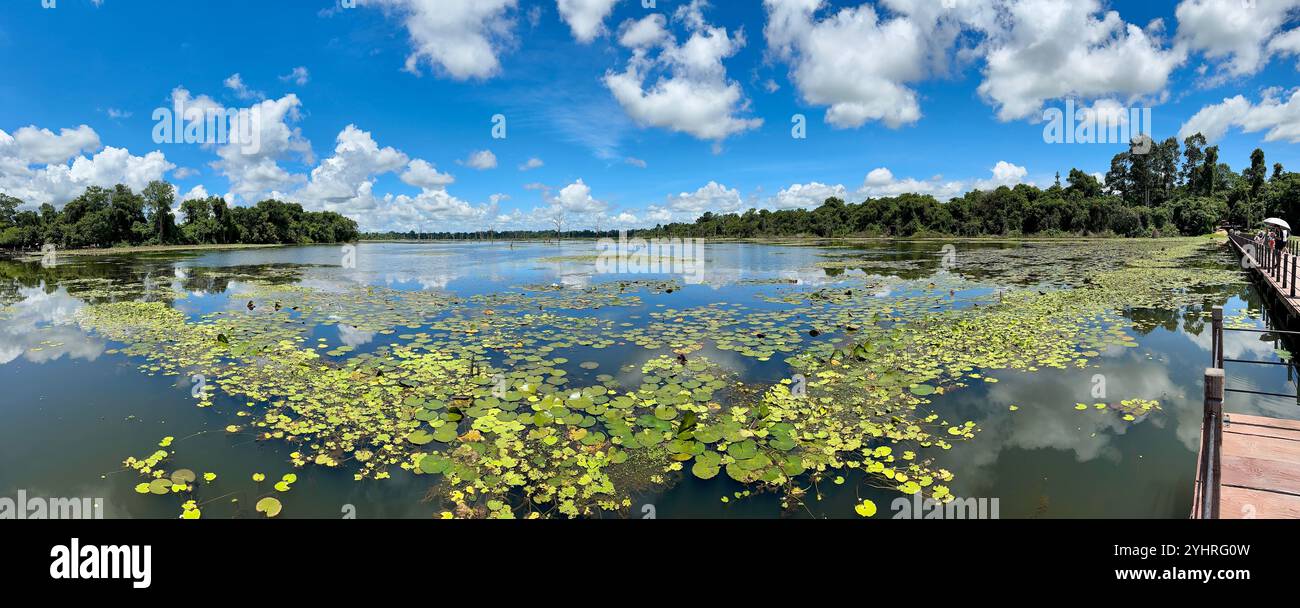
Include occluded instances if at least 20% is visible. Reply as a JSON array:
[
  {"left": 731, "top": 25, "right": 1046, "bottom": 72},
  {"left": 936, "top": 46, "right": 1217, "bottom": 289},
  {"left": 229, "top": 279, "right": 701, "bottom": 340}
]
[{"left": 2, "top": 0, "right": 1299, "bottom": 232}]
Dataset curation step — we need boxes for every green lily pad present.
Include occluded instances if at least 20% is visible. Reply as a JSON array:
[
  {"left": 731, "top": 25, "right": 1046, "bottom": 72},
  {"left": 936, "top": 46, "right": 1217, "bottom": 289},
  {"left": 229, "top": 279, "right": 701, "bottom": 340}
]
[{"left": 255, "top": 497, "right": 282, "bottom": 518}]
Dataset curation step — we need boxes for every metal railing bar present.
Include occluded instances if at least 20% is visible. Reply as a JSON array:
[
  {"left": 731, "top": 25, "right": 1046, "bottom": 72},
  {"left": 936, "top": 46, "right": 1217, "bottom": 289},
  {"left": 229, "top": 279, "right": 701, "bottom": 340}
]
[
  {"left": 1222, "top": 358, "right": 1295, "bottom": 367},
  {"left": 1224, "top": 388, "right": 1300, "bottom": 399},
  {"left": 1223, "top": 327, "right": 1300, "bottom": 336}
]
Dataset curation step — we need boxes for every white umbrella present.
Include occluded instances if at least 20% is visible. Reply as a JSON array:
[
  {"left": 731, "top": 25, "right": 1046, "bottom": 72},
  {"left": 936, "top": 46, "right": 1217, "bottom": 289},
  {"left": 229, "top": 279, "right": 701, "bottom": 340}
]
[{"left": 1264, "top": 218, "right": 1291, "bottom": 230}]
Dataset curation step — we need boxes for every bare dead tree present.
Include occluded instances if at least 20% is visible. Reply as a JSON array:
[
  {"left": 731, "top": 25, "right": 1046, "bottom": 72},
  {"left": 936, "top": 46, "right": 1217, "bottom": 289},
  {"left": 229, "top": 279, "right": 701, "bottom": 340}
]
[{"left": 551, "top": 208, "right": 566, "bottom": 243}]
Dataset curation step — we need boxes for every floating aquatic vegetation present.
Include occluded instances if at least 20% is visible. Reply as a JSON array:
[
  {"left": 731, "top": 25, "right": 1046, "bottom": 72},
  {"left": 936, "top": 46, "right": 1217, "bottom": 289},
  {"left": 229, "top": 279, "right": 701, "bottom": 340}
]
[
  {"left": 75, "top": 236, "right": 1238, "bottom": 518},
  {"left": 944, "top": 237, "right": 1238, "bottom": 293},
  {"left": 1115, "top": 398, "right": 1161, "bottom": 421},
  {"left": 1072, "top": 398, "right": 1161, "bottom": 422},
  {"left": 475, "top": 279, "right": 682, "bottom": 311},
  {"left": 535, "top": 255, "right": 600, "bottom": 264},
  {"left": 255, "top": 497, "right": 282, "bottom": 518}
]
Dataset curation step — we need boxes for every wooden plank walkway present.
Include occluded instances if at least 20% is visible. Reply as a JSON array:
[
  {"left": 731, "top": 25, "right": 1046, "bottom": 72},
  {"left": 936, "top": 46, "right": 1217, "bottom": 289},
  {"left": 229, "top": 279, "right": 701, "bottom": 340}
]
[
  {"left": 1199, "top": 414, "right": 1300, "bottom": 519},
  {"left": 1226, "top": 232, "right": 1300, "bottom": 316},
  {"left": 1192, "top": 233, "right": 1300, "bottom": 518}
]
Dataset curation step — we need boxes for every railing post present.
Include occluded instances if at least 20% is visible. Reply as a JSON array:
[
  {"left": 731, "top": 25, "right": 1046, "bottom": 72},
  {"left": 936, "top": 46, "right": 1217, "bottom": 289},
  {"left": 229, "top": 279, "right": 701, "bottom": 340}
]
[
  {"left": 1292, "top": 255, "right": 1297, "bottom": 298},
  {"left": 1212, "top": 306, "right": 1224, "bottom": 368},
  {"left": 1201, "top": 368, "right": 1225, "bottom": 520}
]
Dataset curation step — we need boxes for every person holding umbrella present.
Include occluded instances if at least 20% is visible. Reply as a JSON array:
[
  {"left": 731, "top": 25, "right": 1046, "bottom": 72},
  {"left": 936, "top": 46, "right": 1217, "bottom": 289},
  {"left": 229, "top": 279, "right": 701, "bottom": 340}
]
[{"left": 1265, "top": 218, "right": 1291, "bottom": 249}]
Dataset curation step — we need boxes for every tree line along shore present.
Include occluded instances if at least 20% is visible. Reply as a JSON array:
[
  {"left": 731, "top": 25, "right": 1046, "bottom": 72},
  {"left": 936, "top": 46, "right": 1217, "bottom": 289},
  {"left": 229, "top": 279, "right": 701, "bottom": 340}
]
[
  {"left": 0, "top": 181, "right": 357, "bottom": 252},
  {"left": 5, "top": 133, "right": 1298, "bottom": 251},
  {"left": 370, "top": 137, "right": 1296, "bottom": 242}
]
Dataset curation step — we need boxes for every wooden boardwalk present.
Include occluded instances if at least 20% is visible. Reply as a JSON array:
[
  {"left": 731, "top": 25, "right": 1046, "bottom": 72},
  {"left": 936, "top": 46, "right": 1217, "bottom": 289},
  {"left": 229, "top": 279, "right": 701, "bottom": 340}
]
[
  {"left": 1194, "top": 233, "right": 1300, "bottom": 518},
  {"left": 1226, "top": 232, "right": 1300, "bottom": 316},
  {"left": 1194, "top": 413, "right": 1300, "bottom": 519}
]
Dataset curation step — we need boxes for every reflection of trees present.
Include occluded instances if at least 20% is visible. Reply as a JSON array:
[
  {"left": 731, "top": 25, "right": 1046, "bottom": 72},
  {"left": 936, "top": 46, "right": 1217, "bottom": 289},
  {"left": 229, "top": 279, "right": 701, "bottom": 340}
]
[
  {"left": 0, "top": 258, "right": 129, "bottom": 290},
  {"left": 0, "top": 258, "right": 308, "bottom": 308},
  {"left": 0, "top": 258, "right": 143, "bottom": 304},
  {"left": 1126, "top": 307, "right": 1181, "bottom": 336},
  {"left": 1170, "top": 276, "right": 1300, "bottom": 366},
  {"left": 183, "top": 264, "right": 306, "bottom": 288},
  {"left": 817, "top": 241, "right": 989, "bottom": 281},
  {"left": 180, "top": 270, "right": 232, "bottom": 294},
  {"left": 1182, "top": 308, "right": 1207, "bottom": 336},
  {"left": 1228, "top": 283, "right": 1262, "bottom": 310},
  {"left": 1122, "top": 286, "right": 1241, "bottom": 338},
  {"left": 0, "top": 261, "right": 295, "bottom": 314}
]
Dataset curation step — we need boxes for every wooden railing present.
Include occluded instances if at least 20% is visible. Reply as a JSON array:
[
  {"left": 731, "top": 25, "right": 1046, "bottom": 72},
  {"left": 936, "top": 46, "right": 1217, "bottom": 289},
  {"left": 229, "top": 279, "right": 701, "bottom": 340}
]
[
  {"left": 1198, "top": 265, "right": 1300, "bottom": 518},
  {"left": 1198, "top": 307, "right": 1225, "bottom": 519},
  {"left": 1198, "top": 367, "right": 1224, "bottom": 519},
  {"left": 1196, "top": 238, "right": 1300, "bottom": 518}
]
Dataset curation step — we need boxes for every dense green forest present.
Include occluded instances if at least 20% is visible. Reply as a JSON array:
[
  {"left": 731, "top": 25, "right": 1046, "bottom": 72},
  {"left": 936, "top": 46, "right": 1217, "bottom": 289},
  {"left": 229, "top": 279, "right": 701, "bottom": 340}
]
[
  {"left": 641, "top": 137, "right": 1297, "bottom": 240},
  {"left": 0, "top": 181, "right": 358, "bottom": 251},
  {"left": 368, "top": 135, "right": 1298, "bottom": 241},
  {"left": 5, "top": 134, "right": 1300, "bottom": 250}
]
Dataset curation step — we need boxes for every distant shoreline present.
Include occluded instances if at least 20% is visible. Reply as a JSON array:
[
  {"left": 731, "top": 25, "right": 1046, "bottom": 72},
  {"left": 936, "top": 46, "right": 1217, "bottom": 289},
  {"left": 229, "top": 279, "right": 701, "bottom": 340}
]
[
  {"left": 1, "top": 233, "right": 1220, "bottom": 260},
  {"left": 4, "top": 243, "right": 290, "bottom": 259}
]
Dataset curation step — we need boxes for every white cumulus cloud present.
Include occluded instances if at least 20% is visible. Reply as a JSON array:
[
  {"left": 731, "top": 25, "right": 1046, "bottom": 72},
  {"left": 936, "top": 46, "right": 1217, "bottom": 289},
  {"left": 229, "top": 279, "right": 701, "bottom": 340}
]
[
  {"left": 763, "top": 0, "right": 931, "bottom": 128},
  {"left": 296, "top": 124, "right": 409, "bottom": 209},
  {"left": 1175, "top": 0, "right": 1300, "bottom": 79},
  {"left": 976, "top": 0, "right": 1182, "bottom": 122},
  {"left": 764, "top": 0, "right": 1183, "bottom": 126},
  {"left": 617, "top": 13, "right": 669, "bottom": 48},
  {"left": 401, "top": 159, "right": 455, "bottom": 189},
  {"left": 364, "top": 0, "right": 518, "bottom": 80},
  {"left": 462, "top": 149, "right": 498, "bottom": 170},
  {"left": 551, "top": 178, "right": 608, "bottom": 214},
  {"left": 223, "top": 73, "right": 264, "bottom": 101},
  {"left": 0, "top": 126, "right": 174, "bottom": 207},
  {"left": 664, "top": 181, "right": 743, "bottom": 214},
  {"left": 557, "top": 0, "right": 620, "bottom": 43},
  {"left": 1180, "top": 88, "right": 1300, "bottom": 143},
  {"left": 604, "top": 1, "right": 763, "bottom": 141},
  {"left": 770, "top": 182, "right": 848, "bottom": 210},
  {"left": 10, "top": 125, "right": 101, "bottom": 165}
]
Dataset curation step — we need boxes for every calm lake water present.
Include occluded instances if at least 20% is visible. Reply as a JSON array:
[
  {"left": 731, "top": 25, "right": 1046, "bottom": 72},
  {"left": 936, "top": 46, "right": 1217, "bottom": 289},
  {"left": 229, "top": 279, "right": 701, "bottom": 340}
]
[{"left": 2, "top": 239, "right": 1296, "bottom": 519}]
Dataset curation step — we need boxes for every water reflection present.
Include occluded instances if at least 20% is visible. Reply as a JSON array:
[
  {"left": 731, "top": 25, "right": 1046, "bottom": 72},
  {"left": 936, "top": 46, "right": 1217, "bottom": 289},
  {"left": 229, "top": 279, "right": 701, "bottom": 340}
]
[
  {"left": 0, "top": 284, "right": 102, "bottom": 366},
  {"left": 338, "top": 324, "right": 376, "bottom": 347}
]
